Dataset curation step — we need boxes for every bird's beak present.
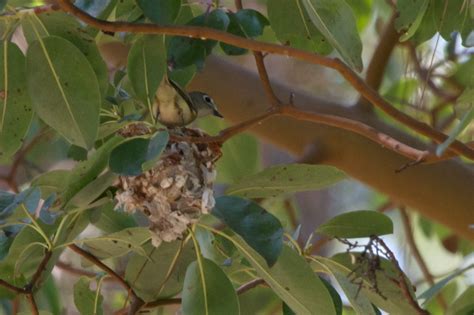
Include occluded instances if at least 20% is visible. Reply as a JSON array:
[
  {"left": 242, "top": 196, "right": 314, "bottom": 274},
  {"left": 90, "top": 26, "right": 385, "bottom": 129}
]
[{"left": 213, "top": 109, "right": 224, "bottom": 118}]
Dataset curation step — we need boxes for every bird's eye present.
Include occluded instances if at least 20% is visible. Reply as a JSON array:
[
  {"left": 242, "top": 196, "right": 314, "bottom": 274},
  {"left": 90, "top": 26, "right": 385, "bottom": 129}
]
[{"left": 203, "top": 95, "right": 213, "bottom": 103}]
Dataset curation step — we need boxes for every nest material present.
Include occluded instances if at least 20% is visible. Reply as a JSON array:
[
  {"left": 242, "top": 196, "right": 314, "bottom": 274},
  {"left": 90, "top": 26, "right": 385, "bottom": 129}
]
[{"left": 115, "top": 126, "right": 221, "bottom": 247}]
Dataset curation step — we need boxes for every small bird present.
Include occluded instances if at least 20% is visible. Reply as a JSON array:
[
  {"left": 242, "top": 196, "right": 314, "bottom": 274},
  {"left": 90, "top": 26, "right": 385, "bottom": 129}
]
[{"left": 154, "top": 77, "right": 223, "bottom": 127}]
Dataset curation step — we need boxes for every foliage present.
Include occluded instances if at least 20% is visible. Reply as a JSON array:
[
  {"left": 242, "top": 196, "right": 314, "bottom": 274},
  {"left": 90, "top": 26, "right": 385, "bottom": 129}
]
[{"left": 0, "top": 0, "right": 472, "bottom": 314}]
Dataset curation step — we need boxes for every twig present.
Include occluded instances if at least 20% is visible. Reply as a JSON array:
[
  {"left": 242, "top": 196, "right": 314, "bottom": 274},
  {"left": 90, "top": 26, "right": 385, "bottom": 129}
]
[
  {"left": 375, "top": 237, "right": 429, "bottom": 315},
  {"left": 236, "top": 278, "right": 266, "bottom": 294},
  {"left": 0, "top": 280, "right": 26, "bottom": 294},
  {"left": 25, "top": 293, "right": 39, "bottom": 315},
  {"left": 68, "top": 244, "right": 144, "bottom": 307},
  {"left": 54, "top": 0, "right": 474, "bottom": 160},
  {"left": 27, "top": 250, "right": 52, "bottom": 291},
  {"left": 358, "top": 12, "right": 400, "bottom": 111},
  {"left": 399, "top": 207, "right": 447, "bottom": 310},
  {"left": 406, "top": 44, "right": 458, "bottom": 103}
]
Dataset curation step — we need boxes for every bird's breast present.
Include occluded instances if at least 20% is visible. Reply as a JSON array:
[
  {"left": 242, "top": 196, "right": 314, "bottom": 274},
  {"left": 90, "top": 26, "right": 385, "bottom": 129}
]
[{"left": 155, "top": 81, "right": 196, "bottom": 127}]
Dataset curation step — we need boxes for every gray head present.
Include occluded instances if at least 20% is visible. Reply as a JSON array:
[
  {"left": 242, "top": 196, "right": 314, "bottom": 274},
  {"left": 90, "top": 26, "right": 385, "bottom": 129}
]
[{"left": 189, "top": 92, "right": 223, "bottom": 118}]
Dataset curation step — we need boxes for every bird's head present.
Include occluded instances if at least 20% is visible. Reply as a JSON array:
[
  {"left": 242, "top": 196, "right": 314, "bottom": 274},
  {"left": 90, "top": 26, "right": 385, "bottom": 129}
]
[{"left": 189, "top": 92, "right": 224, "bottom": 119}]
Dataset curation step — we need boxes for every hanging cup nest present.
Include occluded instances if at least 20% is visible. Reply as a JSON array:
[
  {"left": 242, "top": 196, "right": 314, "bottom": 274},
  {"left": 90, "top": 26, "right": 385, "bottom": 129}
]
[{"left": 115, "top": 124, "right": 221, "bottom": 247}]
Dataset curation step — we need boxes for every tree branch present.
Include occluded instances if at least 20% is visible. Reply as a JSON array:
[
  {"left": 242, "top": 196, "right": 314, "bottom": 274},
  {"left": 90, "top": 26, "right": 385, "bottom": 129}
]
[
  {"left": 188, "top": 57, "right": 474, "bottom": 241},
  {"left": 358, "top": 12, "right": 400, "bottom": 111},
  {"left": 55, "top": 0, "right": 474, "bottom": 160},
  {"left": 399, "top": 207, "right": 447, "bottom": 310}
]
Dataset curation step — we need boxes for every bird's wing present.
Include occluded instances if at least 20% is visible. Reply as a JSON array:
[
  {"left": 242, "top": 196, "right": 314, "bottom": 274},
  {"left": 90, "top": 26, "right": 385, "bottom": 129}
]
[{"left": 168, "top": 77, "right": 195, "bottom": 113}]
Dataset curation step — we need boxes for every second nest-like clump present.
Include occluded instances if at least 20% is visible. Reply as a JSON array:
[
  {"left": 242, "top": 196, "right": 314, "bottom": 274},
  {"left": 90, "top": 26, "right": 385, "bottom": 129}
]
[{"left": 115, "top": 126, "right": 221, "bottom": 247}]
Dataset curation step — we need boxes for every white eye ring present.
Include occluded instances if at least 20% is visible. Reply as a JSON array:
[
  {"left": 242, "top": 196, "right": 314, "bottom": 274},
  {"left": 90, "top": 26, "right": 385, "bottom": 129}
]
[{"left": 203, "top": 95, "right": 213, "bottom": 103}]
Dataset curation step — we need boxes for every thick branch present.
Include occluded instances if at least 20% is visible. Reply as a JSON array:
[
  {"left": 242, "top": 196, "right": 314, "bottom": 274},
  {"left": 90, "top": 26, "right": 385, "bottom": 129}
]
[
  {"left": 189, "top": 57, "right": 474, "bottom": 241},
  {"left": 55, "top": 0, "right": 474, "bottom": 160}
]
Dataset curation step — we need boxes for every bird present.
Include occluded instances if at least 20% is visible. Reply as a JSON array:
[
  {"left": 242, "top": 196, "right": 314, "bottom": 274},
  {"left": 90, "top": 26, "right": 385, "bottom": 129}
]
[{"left": 154, "top": 76, "right": 223, "bottom": 127}]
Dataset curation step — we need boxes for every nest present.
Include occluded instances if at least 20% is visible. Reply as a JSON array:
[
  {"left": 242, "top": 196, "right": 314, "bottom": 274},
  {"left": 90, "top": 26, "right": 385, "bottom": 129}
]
[{"left": 115, "top": 125, "right": 221, "bottom": 247}]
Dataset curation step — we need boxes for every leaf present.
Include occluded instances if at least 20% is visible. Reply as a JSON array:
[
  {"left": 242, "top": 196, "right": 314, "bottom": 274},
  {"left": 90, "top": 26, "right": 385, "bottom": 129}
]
[
  {"left": 61, "top": 135, "right": 123, "bottom": 206},
  {"left": 26, "top": 36, "right": 100, "bottom": 148},
  {"left": 0, "top": 42, "right": 33, "bottom": 160},
  {"left": 182, "top": 258, "right": 240, "bottom": 315},
  {"left": 31, "top": 170, "right": 71, "bottom": 197},
  {"left": 73, "top": 276, "right": 103, "bottom": 315},
  {"left": 301, "top": 0, "right": 363, "bottom": 71},
  {"left": 418, "top": 264, "right": 474, "bottom": 305},
  {"left": 436, "top": 90, "right": 474, "bottom": 156},
  {"left": 125, "top": 240, "right": 195, "bottom": 301},
  {"left": 128, "top": 35, "right": 166, "bottom": 109},
  {"left": 22, "top": 12, "right": 109, "bottom": 97},
  {"left": 137, "top": 0, "right": 182, "bottom": 25},
  {"left": 395, "top": 0, "right": 430, "bottom": 41},
  {"left": 313, "top": 256, "right": 377, "bottom": 315},
  {"left": 68, "top": 171, "right": 117, "bottom": 208},
  {"left": 212, "top": 196, "right": 283, "bottom": 266},
  {"left": 448, "top": 286, "right": 474, "bottom": 315},
  {"left": 78, "top": 227, "right": 151, "bottom": 259},
  {"left": 109, "top": 131, "right": 169, "bottom": 176},
  {"left": 331, "top": 252, "right": 419, "bottom": 314},
  {"left": 91, "top": 202, "right": 136, "bottom": 233},
  {"left": 168, "top": 10, "right": 230, "bottom": 69},
  {"left": 229, "top": 239, "right": 336, "bottom": 315},
  {"left": 221, "top": 9, "right": 269, "bottom": 55},
  {"left": 317, "top": 210, "right": 393, "bottom": 238},
  {"left": 226, "top": 164, "right": 345, "bottom": 198},
  {"left": 0, "top": 187, "right": 41, "bottom": 220},
  {"left": 320, "top": 277, "right": 343, "bottom": 315},
  {"left": 267, "top": 0, "right": 332, "bottom": 54}
]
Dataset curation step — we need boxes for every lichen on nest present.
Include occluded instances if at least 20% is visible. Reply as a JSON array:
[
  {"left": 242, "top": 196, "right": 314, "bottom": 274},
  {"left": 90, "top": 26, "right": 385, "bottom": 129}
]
[{"left": 115, "top": 125, "right": 221, "bottom": 247}]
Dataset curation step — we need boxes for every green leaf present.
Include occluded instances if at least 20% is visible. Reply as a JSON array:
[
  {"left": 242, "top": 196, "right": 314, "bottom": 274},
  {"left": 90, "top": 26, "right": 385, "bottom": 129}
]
[
  {"left": 448, "top": 286, "right": 474, "bottom": 315},
  {"left": 436, "top": 90, "right": 474, "bottom": 156},
  {"left": 109, "top": 131, "right": 169, "bottom": 176},
  {"left": 418, "top": 264, "right": 474, "bottom": 305},
  {"left": 137, "top": 0, "right": 181, "bottom": 25},
  {"left": 73, "top": 276, "right": 103, "bottom": 315},
  {"left": 26, "top": 36, "right": 100, "bottom": 148},
  {"left": 226, "top": 164, "right": 345, "bottom": 198},
  {"left": 0, "top": 42, "right": 33, "bottom": 160},
  {"left": 68, "top": 171, "right": 117, "bottom": 208},
  {"left": 395, "top": 0, "right": 430, "bottom": 41},
  {"left": 317, "top": 210, "right": 393, "bottom": 238},
  {"left": 22, "top": 12, "right": 109, "bottom": 97},
  {"left": 168, "top": 10, "right": 230, "bottom": 69},
  {"left": 31, "top": 170, "right": 71, "bottom": 198},
  {"left": 141, "top": 131, "right": 169, "bottom": 171},
  {"left": 128, "top": 35, "right": 166, "bottom": 110},
  {"left": 320, "top": 277, "right": 343, "bottom": 315},
  {"left": 331, "top": 252, "right": 419, "bottom": 314},
  {"left": 229, "top": 240, "right": 336, "bottom": 315},
  {"left": 182, "top": 258, "right": 240, "bottom": 315},
  {"left": 267, "top": 0, "right": 332, "bottom": 54},
  {"left": 61, "top": 136, "right": 123, "bottom": 206},
  {"left": 212, "top": 196, "right": 283, "bottom": 266},
  {"left": 301, "top": 0, "right": 363, "bottom": 71},
  {"left": 313, "top": 256, "right": 377, "bottom": 315},
  {"left": 221, "top": 9, "right": 269, "bottom": 55},
  {"left": 125, "top": 240, "right": 195, "bottom": 301},
  {"left": 67, "top": 145, "right": 88, "bottom": 161},
  {"left": 78, "top": 227, "right": 150, "bottom": 259},
  {"left": 91, "top": 202, "right": 136, "bottom": 233}
]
